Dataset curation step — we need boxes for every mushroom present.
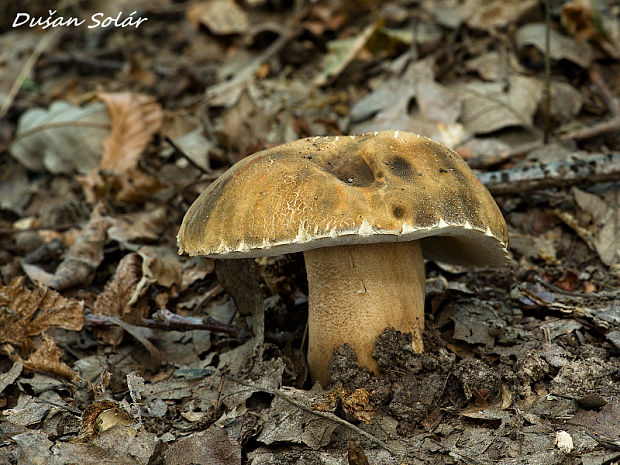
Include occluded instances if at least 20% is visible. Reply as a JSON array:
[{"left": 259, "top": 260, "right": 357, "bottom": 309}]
[{"left": 178, "top": 130, "right": 509, "bottom": 387}]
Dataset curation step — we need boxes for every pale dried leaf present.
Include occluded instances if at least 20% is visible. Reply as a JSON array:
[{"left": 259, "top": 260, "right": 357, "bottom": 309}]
[
  {"left": 465, "top": 51, "right": 504, "bottom": 81},
  {"left": 462, "top": 0, "right": 538, "bottom": 31},
  {"left": 164, "top": 426, "right": 241, "bottom": 465},
  {"left": 107, "top": 206, "right": 169, "bottom": 247},
  {"left": 352, "top": 58, "right": 465, "bottom": 146},
  {"left": 97, "top": 92, "right": 163, "bottom": 173},
  {"left": 257, "top": 390, "right": 338, "bottom": 450},
  {"left": 186, "top": 0, "right": 249, "bottom": 35},
  {"left": 315, "top": 21, "right": 379, "bottom": 86},
  {"left": 516, "top": 23, "right": 594, "bottom": 68},
  {"left": 22, "top": 333, "right": 77, "bottom": 380},
  {"left": 453, "top": 74, "right": 543, "bottom": 135},
  {"left": 138, "top": 246, "right": 183, "bottom": 288},
  {"left": 0, "top": 159, "right": 30, "bottom": 214},
  {"left": 9, "top": 101, "right": 109, "bottom": 174},
  {"left": 0, "top": 276, "right": 84, "bottom": 348}
]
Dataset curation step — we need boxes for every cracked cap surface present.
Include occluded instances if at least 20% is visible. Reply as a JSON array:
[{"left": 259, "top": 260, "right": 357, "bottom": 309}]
[{"left": 177, "top": 130, "right": 509, "bottom": 266}]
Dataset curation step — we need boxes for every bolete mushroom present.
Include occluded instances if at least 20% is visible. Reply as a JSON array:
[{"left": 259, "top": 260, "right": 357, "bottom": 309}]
[{"left": 178, "top": 130, "right": 509, "bottom": 387}]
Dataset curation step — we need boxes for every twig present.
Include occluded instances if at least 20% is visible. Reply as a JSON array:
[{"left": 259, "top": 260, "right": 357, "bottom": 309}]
[
  {"left": 226, "top": 376, "right": 398, "bottom": 456},
  {"left": 84, "top": 311, "right": 249, "bottom": 341},
  {"left": 477, "top": 152, "right": 620, "bottom": 195},
  {"left": 543, "top": 0, "right": 552, "bottom": 143},
  {"left": 588, "top": 63, "right": 620, "bottom": 118},
  {"left": 0, "top": 30, "right": 59, "bottom": 118},
  {"left": 559, "top": 117, "right": 620, "bottom": 141},
  {"left": 533, "top": 275, "right": 619, "bottom": 300}
]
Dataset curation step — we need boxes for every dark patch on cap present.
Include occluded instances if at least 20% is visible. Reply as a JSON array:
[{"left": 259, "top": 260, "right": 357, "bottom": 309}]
[
  {"left": 392, "top": 205, "right": 405, "bottom": 218},
  {"left": 327, "top": 156, "right": 376, "bottom": 187},
  {"left": 385, "top": 156, "right": 414, "bottom": 179}
]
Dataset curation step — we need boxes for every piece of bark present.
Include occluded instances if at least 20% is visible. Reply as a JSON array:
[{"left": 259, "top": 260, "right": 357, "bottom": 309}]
[{"left": 478, "top": 152, "right": 620, "bottom": 195}]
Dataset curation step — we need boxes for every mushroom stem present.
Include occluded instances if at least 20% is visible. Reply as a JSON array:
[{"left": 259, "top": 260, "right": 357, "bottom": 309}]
[{"left": 303, "top": 241, "right": 426, "bottom": 387}]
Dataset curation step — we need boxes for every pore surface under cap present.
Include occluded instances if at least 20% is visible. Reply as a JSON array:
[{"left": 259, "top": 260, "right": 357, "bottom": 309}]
[{"left": 178, "top": 130, "right": 509, "bottom": 266}]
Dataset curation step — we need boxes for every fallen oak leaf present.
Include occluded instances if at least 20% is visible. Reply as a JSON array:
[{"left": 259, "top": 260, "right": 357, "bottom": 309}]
[
  {"left": 93, "top": 252, "right": 149, "bottom": 346},
  {"left": 0, "top": 276, "right": 84, "bottom": 349},
  {"left": 21, "top": 333, "right": 78, "bottom": 381}
]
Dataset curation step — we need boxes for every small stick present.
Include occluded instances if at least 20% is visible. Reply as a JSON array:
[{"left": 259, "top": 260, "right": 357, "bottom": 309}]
[
  {"left": 543, "top": 0, "right": 552, "bottom": 144},
  {"left": 226, "top": 376, "right": 398, "bottom": 456},
  {"left": 559, "top": 117, "right": 620, "bottom": 141},
  {"left": 588, "top": 63, "right": 620, "bottom": 118},
  {"left": 0, "top": 30, "right": 59, "bottom": 118},
  {"left": 533, "top": 276, "right": 619, "bottom": 300},
  {"left": 84, "top": 312, "right": 249, "bottom": 340}
]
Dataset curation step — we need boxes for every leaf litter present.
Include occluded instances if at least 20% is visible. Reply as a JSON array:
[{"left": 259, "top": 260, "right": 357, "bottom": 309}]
[{"left": 0, "top": 0, "right": 619, "bottom": 464}]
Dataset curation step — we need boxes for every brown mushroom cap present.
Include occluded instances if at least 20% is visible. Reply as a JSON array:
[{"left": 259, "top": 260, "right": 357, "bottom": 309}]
[{"left": 178, "top": 130, "right": 508, "bottom": 265}]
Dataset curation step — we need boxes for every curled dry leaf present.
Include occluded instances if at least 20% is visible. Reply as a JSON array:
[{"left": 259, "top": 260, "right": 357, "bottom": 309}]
[
  {"left": 49, "top": 203, "right": 113, "bottom": 290},
  {"left": 0, "top": 276, "right": 84, "bottom": 349},
  {"left": 79, "top": 92, "right": 164, "bottom": 203},
  {"left": 93, "top": 252, "right": 149, "bottom": 345},
  {"left": 138, "top": 246, "right": 183, "bottom": 289},
  {"left": 97, "top": 92, "right": 163, "bottom": 173},
  {"left": 22, "top": 333, "right": 77, "bottom": 381},
  {"left": 78, "top": 400, "right": 127, "bottom": 441}
]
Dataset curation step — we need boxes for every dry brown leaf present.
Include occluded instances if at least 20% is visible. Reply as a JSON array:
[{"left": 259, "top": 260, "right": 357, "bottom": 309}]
[
  {"left": 93, "top": 252, "right": 149, "bottom": 345},
  {"left": 22, "top": 333, "right": 77, "bottom": 380},
  {"left": 180, "top": 258, "right": 215, "bottom": 292},
  {"left": 49, "top": 203, "right": 113, "bottom": 290},
  {"left": 0, "top": 276, "right": 84, "bottom": 349},
  {"left": 97, "top": 92, "right": 163, "bottom": 173},
  {"left": 138, "top": 246, "right": 183, "bottom": 289},
  {"left": 113, "top": 167, "right": 168, "bottom": 204},
  {"left": 186, "top": 0, "right": 249, "bottom": 35},
  {"left": 77, "top": 93, "right": 163, "bottom": 203},
  {"left": 462, "top": 0, "right": 538, "bottom": 31},
  {"left": 164, "top": 426, "right": 242, "bottom": 465},
  {"left": 323, "top": 386, "right": 374, "bottom": 423},
  {"left": 107, "top": 206, "right": 169, "bottom": 247},
  {"left": 561, "top": 0, "right": 597, "bottom": 41},
  {"left": 79, "top": 167, "right": 168, "bottom": 205},
  {"left": 220, "top": 90, "right": 271, "bottom": 161}
]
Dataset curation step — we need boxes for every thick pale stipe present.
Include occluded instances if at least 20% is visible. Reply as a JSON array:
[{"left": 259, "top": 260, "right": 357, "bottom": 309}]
[{"left": 304, "top": 241, "right": 425, "bottom": 387}]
